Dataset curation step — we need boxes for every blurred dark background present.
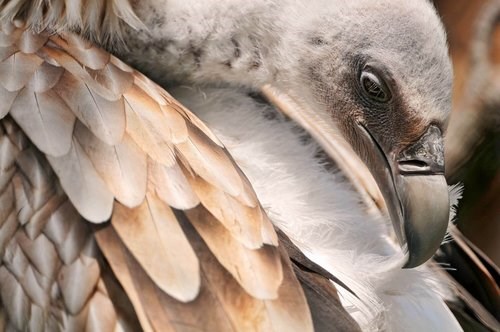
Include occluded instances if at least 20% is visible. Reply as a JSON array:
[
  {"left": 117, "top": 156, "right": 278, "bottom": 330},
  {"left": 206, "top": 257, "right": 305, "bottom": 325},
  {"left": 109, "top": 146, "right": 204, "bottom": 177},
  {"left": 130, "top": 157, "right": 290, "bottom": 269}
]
[{"left": 434, "top": 0, "right": 499, "bottom": 266}]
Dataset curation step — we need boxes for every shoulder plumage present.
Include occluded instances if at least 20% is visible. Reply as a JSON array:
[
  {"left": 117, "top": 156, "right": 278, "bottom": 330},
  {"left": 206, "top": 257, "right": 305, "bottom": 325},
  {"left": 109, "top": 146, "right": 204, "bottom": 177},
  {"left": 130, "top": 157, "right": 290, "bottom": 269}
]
[{"left": 0, "top": 0, "right": 143, "bottom": 44}]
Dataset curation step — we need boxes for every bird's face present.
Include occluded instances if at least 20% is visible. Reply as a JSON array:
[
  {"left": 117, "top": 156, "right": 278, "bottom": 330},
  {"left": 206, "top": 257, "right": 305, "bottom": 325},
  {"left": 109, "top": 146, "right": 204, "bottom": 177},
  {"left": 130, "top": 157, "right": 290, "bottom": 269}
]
[{"left": 278, "top": 0, "right": 452, "bottom": 267}]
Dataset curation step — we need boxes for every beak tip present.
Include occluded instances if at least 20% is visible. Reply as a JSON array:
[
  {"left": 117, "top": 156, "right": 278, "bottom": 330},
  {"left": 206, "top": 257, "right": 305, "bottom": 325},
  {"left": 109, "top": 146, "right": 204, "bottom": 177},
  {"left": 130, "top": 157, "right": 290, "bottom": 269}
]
[{"left": 398, "top": 175, "right": 450, "bottom": 269}]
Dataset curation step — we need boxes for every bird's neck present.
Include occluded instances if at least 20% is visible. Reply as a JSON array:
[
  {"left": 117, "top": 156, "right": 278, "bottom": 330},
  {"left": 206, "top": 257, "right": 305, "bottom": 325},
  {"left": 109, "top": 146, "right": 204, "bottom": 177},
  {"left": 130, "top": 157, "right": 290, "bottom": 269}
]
[{"left": 114, "top": 0, "right": 311, "bottom": 88}]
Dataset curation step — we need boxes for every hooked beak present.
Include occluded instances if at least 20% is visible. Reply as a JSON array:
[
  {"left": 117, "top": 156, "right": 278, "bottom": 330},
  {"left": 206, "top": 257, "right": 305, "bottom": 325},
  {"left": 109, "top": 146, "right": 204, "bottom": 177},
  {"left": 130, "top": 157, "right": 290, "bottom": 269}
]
[
  {"left": 262, "top": 85, "right": 449, "bottom": 268},
  {"left": 357, "top": 124, "right": 449, "bottom": 268}
]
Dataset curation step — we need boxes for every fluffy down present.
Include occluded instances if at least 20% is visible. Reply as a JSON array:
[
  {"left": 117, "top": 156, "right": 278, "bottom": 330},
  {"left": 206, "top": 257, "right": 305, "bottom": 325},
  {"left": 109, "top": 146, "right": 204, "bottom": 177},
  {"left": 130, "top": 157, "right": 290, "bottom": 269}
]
[{"left": 173, "top": 86, "right": 463, "bottom": 332}]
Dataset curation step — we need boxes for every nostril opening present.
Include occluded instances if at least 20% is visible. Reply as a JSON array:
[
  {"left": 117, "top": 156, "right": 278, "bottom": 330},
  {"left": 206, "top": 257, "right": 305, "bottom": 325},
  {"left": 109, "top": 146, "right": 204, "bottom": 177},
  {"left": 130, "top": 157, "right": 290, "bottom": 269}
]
[
  {"left": 399, "top": 160, "right": 428, "bottom": 168},
  {"left": 398, "top": 159, "right": 432, "bottom": 174}
]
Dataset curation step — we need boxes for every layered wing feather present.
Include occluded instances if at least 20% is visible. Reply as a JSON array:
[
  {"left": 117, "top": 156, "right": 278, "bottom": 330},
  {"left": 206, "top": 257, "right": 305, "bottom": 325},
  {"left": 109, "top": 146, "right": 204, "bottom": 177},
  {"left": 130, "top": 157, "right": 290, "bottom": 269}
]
[{"left": 0, "top": 21, "right": 313, "bottom": 331}]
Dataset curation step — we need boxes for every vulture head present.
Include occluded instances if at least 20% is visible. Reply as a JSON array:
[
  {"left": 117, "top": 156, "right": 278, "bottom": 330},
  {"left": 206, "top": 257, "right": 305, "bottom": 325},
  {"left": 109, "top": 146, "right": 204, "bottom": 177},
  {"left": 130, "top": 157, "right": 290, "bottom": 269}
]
[{"left": 273, "top": 0, "right": 452, "bottom": 267}]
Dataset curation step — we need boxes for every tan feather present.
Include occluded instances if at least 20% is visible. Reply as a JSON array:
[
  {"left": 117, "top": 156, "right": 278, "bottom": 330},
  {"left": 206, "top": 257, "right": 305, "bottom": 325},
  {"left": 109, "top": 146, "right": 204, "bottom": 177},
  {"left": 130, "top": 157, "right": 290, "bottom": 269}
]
[
  {"left": 232, "top": 165, "right": 259, "bottom": 208},
  {"left": 95, "top": 226, "right": 157, "bottom": 332},
  {"left": 159, "top": 104, "right": 189, "bottom": 144},
  {"left": 0, "top": 25, "right": 22, "bottom": 47},
  {"left": 183, "top": 215, "right": 313, "bottom": 332},
  {"left": 42, "top": 200, "right": 90, "bottom": 265},
  {"left": 12, "top": 174, "right": 34, "bottom": 225},
  {"left": 14, "top": 147, "right": 55, "bottom": 204},
  {"left": 0, "top": 266, "right": 30, "bottom": 331},
  {"left": 175, "top": 122, "right": 243, "bottom": 197},
  {"left": 58, "top": 256, "right": 101, "bottom": 315},
  {"left": 0, "top": 86, "right": 17, "bottom": 121},
  {"left": 88, "top": 62, "right": 134, "bottom": 97},
  {"left": 110, "top": 56, "right": 134, "bottom": 73},
  {"left": 74, "top": 122, "right": 147, "bottom": 207},
  {"left": 0, "top": 181, "right": 14, "bottom": 223},
  {"left": 53, "top": 71, "right": 126, "bottom": 145},
  {"left": 85, "top": 292, "right": 119, "bottom": 331},
  {"left": 39, "top": 46, "right": 119, "bottom": 101},
  {"left": 111, "top": 194, "right": 200, "bottom": 302},
  {"left": 24, "top": 194, "right": 65, "bottom": 240},
  {"left": 124, "top": 84, "right": 187, "bottom": 146},
  {"left": 15, "top": 231, "right": 59, "bottom": 281},
  {"left": 98, "top": 223, "right": 237, "bottom": 332},
  {"left": 260, "top": 208, "right": 279, "bottom": 246},
  {"left": 17, "top": 29, "right": 48, "bottom": 54},
  {"left": 0, "top": 44, "right": 17, "bottom": 62},
  {"left": 170, "top": 102, "right": 224, "bottom": 148},
  {"left": 133, "top": 74, "right": 169, "bottom": 106},
  {"left": 2, "top": 241, "right": 28, "bottom": 284},
  {"left": 28, "top": 303, "right": 45, "bottom": 332},
  {"left": 186, "top": 206, "right": 282, "bottom": 299},
  {"left": 0, "top": 52, "right": 43, "bottom": 91},
  {"left": 51, "top": 34, "right": 110, "bottom": 70},
  {"left": 47, "top": 138, "right": 114, "bottom": 223},
  {"left": 123, "top": 89, "right": 177, "bottom": 167},
  {"left": 10, "top": 87, "right": 75, "bottom": 156},
  {"left": 0, "top": 210, "right": 18, "bottom": 258},
  {"left": 113, "top": 242, "right": 180, "bottom": 332},
  {"left": 262, "top": 249, "right": 315, "bottom": 332},
  {"left": 26, "top": 61, "right": 64, "bottom": 93},
  {"left": 188, "top": 174, "right": 264, "bottom": 249},
  {"left": 21, "top": 266, "right": 50, "bottom": 312},
  {"left": 149, "top": 159, "right": 200, "bottom": 210}
]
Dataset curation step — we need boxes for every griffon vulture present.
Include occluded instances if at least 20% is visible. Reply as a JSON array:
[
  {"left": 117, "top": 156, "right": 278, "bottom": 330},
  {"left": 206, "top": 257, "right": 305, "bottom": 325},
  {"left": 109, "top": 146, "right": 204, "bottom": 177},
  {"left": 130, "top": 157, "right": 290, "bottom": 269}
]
[{"left": 0, "top": 0, "right": 467, "bottom": 330}]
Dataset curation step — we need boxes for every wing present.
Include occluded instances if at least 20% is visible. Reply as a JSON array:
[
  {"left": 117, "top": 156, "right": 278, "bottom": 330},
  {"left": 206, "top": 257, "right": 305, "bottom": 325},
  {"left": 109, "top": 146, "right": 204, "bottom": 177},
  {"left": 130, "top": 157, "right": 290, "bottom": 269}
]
[{"left": 0, "top": 21, "right": 313, "bottom": 331}]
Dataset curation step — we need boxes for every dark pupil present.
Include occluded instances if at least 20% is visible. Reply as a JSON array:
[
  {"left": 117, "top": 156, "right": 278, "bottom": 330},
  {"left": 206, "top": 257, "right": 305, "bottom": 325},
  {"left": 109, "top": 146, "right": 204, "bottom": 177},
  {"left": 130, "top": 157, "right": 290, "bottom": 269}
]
[{"left": 362, "top": 74, "right": 387, "bottom": 101}]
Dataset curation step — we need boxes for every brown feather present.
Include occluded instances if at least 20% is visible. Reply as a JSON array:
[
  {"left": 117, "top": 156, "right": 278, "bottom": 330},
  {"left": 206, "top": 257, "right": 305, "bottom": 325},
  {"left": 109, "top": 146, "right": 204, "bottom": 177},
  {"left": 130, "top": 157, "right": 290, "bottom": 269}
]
[
  {"left": 0, "top": 52, "right": 43, "bottom": 91},
  {"left": 149, "top": 159, "right": 200, "bottom": 210},
  {"left": 111, "top": 194, "right": 200, "bottom": 302},
  {"left": 58, "top": 256, "right": 101, "bottom": 315},
  {"left": 10, "top": 88, "right": 75, "bottom": 156},
  {"left": 0, "top": 45, "right": 17, "bottom": 65},
  {"left": 39, "top": 45, "right": 119, "bottom": 101},
  {"left": 169, "top": 101, "right": 225, "bottom": 148},
  {"left": 0, "top": 266, "right": 30, "bottom": 330},
  {"left": 188, "top": 173, "right": 265, "bottom": 249},
  {"left": 123, "top": 83, "right": 188, "bottom": 146},
  {"left": 0, "top": 85, "right": 17, "bottom": 119},
  {"left": 176, "top": 122, "right": 243, "bottom": 197},
  {"left": 43, "top": 200, "right": 91, "bottom": 265},
  {"left": 51, "top": 34, "right": 110, "bottom": 70},
  {"left": 95, "top": 226, "right": 156, "bottom": 332},
  {"left": 26, "top": 61, "right": 64, "bottom": 93},
  {"left": 54, "top": 71, "right": 126, "bottom": 145},
  {"left": 17, "top": 29, "right": 48, "bottom": 54},
  {"left": 123, "top": 86, "right": 177, "bottom": 166},
  {"left": 183, "top": 214, "right": 313, "bottom": 332},
  {"left": 186, "top": 206, "right": 282, "bottom": 299},
  {"left": 47, "top": 137, "right": 114, "bottom": 222},
  {"left": 89, "top": 62, "right": 134, "bottom": 97},
  {"left": 75, "top": 122, "right": 147, "bottom": 207},
  {"left": 85, "top": 292, "right": 119, "bottom": 331}
]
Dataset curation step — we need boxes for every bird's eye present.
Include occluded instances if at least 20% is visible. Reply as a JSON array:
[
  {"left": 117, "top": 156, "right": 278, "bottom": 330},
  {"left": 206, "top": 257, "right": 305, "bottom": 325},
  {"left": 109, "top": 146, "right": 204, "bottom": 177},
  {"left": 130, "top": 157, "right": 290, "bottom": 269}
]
[{"left": 360, "top": 70, "right": 391, "bottom": 103}]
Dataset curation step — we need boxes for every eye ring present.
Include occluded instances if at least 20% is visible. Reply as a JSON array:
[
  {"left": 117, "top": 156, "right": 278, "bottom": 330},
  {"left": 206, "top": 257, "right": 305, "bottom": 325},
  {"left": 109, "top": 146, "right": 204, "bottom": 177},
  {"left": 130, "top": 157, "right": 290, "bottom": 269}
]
[{"left": 359, "top": 69, "right": 392, "bottom": 103}]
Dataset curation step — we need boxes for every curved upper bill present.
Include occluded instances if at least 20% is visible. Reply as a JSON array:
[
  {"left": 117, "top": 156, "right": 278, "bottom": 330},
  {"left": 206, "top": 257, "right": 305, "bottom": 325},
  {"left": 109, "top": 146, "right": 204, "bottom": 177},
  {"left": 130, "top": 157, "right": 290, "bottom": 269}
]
[{"left": 357, "top": 123, "right": 449, "bottom": 268}]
